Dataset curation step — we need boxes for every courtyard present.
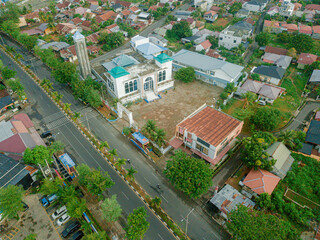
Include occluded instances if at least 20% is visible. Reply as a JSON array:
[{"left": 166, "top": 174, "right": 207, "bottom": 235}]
[{"left": 127, "top": 80, "right": 223, "bottom": 140}]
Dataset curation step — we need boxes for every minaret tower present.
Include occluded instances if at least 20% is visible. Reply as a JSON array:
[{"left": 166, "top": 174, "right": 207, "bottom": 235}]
[{"left": 73, "top": 31, "right": 91, "bottom": 78}]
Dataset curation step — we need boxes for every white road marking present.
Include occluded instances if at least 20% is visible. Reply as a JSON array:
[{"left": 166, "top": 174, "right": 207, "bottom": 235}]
[
  {"left": 158, "top": 234, "right": 164, "bottom": 240},
  {"left": 143, "top": 177, "right": 151, "bottom": 184},
  {"left": 160, "top": 194, "right": 169, "bottom": 203},
  {"left": 122, "top": 192, "right": 129, "bottom": 200}
]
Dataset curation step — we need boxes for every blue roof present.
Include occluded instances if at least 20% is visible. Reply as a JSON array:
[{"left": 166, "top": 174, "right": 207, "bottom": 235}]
[
  {"left": 0, "top": 95, "right": 13, "bottom": 109},
  {"left": 132, "top": 132, "right": 149, "bottom": 145},
  {"left": 136, "top": 42, "right": 167, "bottom": 59},
  {"left": 108, "top": 66, "right": 130, "bottom": 78},
  {"left": 59, "top": 153, "right": 75, "bottom": 168},
  {"left": 154, "top": 53, "right": 172, "bottom": 64}
]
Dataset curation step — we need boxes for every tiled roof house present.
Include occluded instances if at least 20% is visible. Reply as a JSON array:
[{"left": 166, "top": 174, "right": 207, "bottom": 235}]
[{"left": 297, "top": 53, "right": 318, "bottom": 69}]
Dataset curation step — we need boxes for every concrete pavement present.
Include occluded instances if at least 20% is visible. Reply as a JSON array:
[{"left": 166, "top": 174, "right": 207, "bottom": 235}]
[{"left": 0, "top": 34, "right": 229, "bottom": 239}]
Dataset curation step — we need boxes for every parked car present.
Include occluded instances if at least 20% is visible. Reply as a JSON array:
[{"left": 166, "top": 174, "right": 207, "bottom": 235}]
[
  {"left": 40, "top": 194, "right": 58, "bottom": 207},
  {"left": 239, "top": 174, "right": 248, "bottom": 187},
  {"left": 71, "top": 231, "right": 84, "bottom": 240},
  {"left": 62, "top": 221, "right": 81, "bottom": 238},
  {"left": 57, "top": 213, "right": 70, "bottom": 226},
  {"left": 52, "top": 205, "right": 67, "bottom": 220},
  {"left": 41, "top": 131, "right": 52, "bottom": 138}
]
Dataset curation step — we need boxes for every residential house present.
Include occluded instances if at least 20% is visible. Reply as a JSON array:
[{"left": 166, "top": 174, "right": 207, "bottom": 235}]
[
  {"left": 115, "top": 0, "right": 132, "bottom": 9},
  {"left": 240, "top": 79, "right": 286, "bottom": 104},
  {"left": 102, "top": 53, "right": 174, "bottom": 103},
  {"left": 306, "top": 120, "right": 320, "bottom": 148},
  {"left": 206, "top": 49, "right": 225, "bottom": 60},
  {"left": 266, "top": 142, "right": 295, "bottom": 179},
  {"left": 262, "top": 53, "right": 292, "bottom": 69},
  {"left": 0, "top": 113, "right": 45, "bottom": 156},
  {"left": 0, "top": 89, "right": 14, "bottom": 114},
  {"left": 312, "top": 26, "right": 320, "bottom": 39},
  {"left": 267, "top": 6, "right": 279, "bottom": 16},
  {"left": 70, "top": 17, "right": 82, "bottom": 25},
  {"left": 172, "top": 49, "right": 244, "bottom": 88},
  {"left": 148, "top": 33, "right": 168, "bottom": 47},
  {"left": 20, "top": 29, "right": 43, "bottom": 36},
  {"left": 309, "top": 69, "right": 320, "bottom": 85},
  {"left": 60, "top": 45, "right": 77, "bottom": 62},
  {"left": 279, "top": 1, "right": 295, "bottom": 17},
  {"left": 90, "top": 4, "right": 100, "bottom": 12},
  {"left": 294, "top": 2, "right": 302, "bottom": 10},
  {"left": 210, "top": 6, "right": 221, "bottom": 11},
  {"left": 195, "top": 40, "right": 212, "bottom": 53},
  {"left": 305, "top": 4, "right": 320, "bottom": 12},
  {"left": 236, "top": 8, "right": 250, "bottom": 18},
  {"left": 56, "top": 1, "right": 71, "bottom": 12},
  {"left": 153, "top": 27, "right": 167, "bottom": 37},
  {"left": 170, "top": 105, "right": 243, "bottom": 164},
  {"left": 130, "top": 35, "right": 167, "bottom": 59},
  {"left": 96, "top": 10, "right": 118, "bottom": 24},
  {"left": 263, "top": 20, "right": 285, "bottom": 33},
  {"left": 106, "top": 23, "right": 120, "bottom": 33},
  {"left": 74, "top": 6, "right": 90, "bottom": 17},
  {"left": 243, "top": 168, "right": 280, "bottom": 195},
  {"left": 282, "top": 23, "right": 298, "bottom": 32},
  {"left": 299, "top": 24, "right": 313, "bottom": 35},
  {"left": 174, "top": 11, "right": 192, "bottom": 20},
  {"left": 264, "top": 46, "right": 288, "bottom": 55},
  {"left": 297, "top": 53, "right": 318, "bottom": 69},
  {"left": 252, "top": 65, "right": 286, "bottom": 85},
  {"left": 138, "top": 12, "right": 151, "bottom": 21},
  {"left": 112, "top": 3, "right": 123, "bottom": 12},
  {"left": 218, "top": 20, "right": 253, "bottom": 49},
  {"left": 130, "top": 6, "right": 141, "bottom": 14},
  {"left": 87, "top": 45, "right": 100, "bottom": 54},
  {"left": 0, "top": 154, "right": 34, "bottom": 190},
  {"left": 56, "top": 23, "right": 82, "bottom": 35},
  {"left": 40, "top": 41, "right": 70, "bottom": 52},
  {"left": 243, "top": 0, "right": 268, "bottom": 12},
  {"left": 80, "top": 20, "right": 92, "bottom": 31},
  {"left": 121, "top": 9, "right": 131, "bottom": 20},
  {"left": 210, "top": 184, "right": 256, "bottom": 219},
  {"left": 204, "top": 10, "right": 218, "bottom": 22}
]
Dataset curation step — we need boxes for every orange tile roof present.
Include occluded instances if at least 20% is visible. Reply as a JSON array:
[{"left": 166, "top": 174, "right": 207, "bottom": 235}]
[
  {"left": 299, "top": 24, "right": 312, "bottom": 34},
  {"left": 243, "top": 168, "right": 280, "bottom": 195},
  {"left": 11, "top": 120, "right": 28, "bottom": 133},
  {"left": 178, "top": 106, "right": 242, "bottom": 147},
  {"left": 210, "top": 6, "right": 221, "bottom": 11},
  {"left": 282, "top": 23, "right": 298, "bottom": 31},
  {"left": 298, "top": 53, "right": 318, "bottom": 65},
  {"left": 200, "top": 40, "right": 211, "bottom": 49},
  {"left": 306, "top": 4, "right": 320, "bottom": 11},
  {"left": 122, "top": 9, "right": 131, "bottom": 15},
  {"left": 99, "top": 10, "right": 118, "bottom": 21},
  {"left": 72, "top": 17, "right": 82, "bottom": 25},
  {"left": 204, "top": 10, "right": 217, "bottom": 16},
  {"left": 265, "top": 46, "right": 288, "bottom": 55},
  {"left": 130, "top": 6, "right": 139, "bottom": 12},
  {"left": 313, "top": 25, "right": 320, "bottom": 34}
]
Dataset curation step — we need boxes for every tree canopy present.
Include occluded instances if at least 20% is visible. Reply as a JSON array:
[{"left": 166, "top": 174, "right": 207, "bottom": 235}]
[
  {"left": 99, "top": 32, "right": 124, "bottom": 51},
  {"left": 227, "top": 205, "right": 298, "bottom": 240},
  {"left": 101, "top": 194, "right": 122, "bottom": 222},
  {"left": 174, "top": 67, "right": 195, "bottom": 83},
  {"left": 164, "top": 150, "right": 214, "bottom": 198},
  {"left": 250, "top": 107, "right": 281, "bottom": 131},
  {"left": 23, "top": 145, "right": 53, "bottom": 167},
  {"left": 125, "top": 207, "right": 150, "bottom": 240},
  {"left": 229, "top": 2, "right": 242, "bottom": 14},
  {"left": 52, "top": 61, "right": 78, "bottom": 84},
  {"left": 66, "top": 198, "right": 87, "bottom": 219},
  {"left": 0, "top": 185, "right": 25, "bottom": 219},
  {"left": 255, "top": 32, "right": 271, "bottom": 46},
  {"left": 166, "top": 21, "right": 192, "bottom": 41}
]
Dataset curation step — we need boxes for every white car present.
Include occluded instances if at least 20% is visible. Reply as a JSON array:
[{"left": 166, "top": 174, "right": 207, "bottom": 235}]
[
  {"left": 52, "top": 205, "right": 67, "bottom": 220},
  {"left": 57, "top": 213, "right": 70, "bottom": 226}
]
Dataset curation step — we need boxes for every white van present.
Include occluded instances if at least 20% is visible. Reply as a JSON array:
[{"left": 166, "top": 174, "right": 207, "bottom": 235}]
[{"left": 52, "top": 205, "right": 67, "bottom": 220}]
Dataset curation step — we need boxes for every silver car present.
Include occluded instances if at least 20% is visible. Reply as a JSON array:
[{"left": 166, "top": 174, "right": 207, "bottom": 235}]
[
  {"left": 57, "top": 213, "right": 70, "bottom": 226},
  {"left": 52, "top": 205, "right": 67, "bottom": 220}
]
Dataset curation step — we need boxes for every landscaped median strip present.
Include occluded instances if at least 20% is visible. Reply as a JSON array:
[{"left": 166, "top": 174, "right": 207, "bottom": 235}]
[{"left": 0, "top": 46, "right": 190, "bottom": 240}]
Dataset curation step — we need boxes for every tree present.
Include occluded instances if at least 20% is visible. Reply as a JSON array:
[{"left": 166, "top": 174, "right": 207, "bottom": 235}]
[
  {"left": 254, "top": 131, "right": 277, "bottom": 146},
  {"left": 151, "top": 196, "right": 161, "bottom": 208},
  {"left": 241, "top": 91, "right": 257, "bottom": 109},
  {"left": 49, "top": 0, "right": 57, "bottom": 15},
  {"left": 229, "top": 2, "right": 242, "bottom": 14},
  {"left": 66, "top": 198, "right": 87, "bottom": 219},
  {"left": 40, "top": 177, "right": 63, "bottom": 195},
  {"left": 0, "top": 185, "right": 25, "bottom": 219},
  {"left": 101, "top": 195, "right": 122, "bottom": 222},
  {"left": 56, "top": 93, "right": 63, "bottom": 102},
  {"left": 24, "top": 234, "right": 37, "bottom": 240},
  {"left": 255, "top": 32, "right": 271, "bottom": 46},
  {"left": 164, "top": 150, "right": 214, "bottom": 198},
  {"left": 99, "top": 32, "right": 124, "bottom": 51},
  {"left": 305, "top": 61, "right": 320, "bottom": 76},
  {"left": 72, "top": 112, "right": 82, "bottom": 121},
  {"left": 63, "top": 103, "right": 71, "bottom": 112},
  {"left": 23, "top": 145, "right": 53, "bottom": 167},
  {"left": 99, "top": 141, "right": 109, "bottom": 151},
  {"left": 0, "top": 3, "right": 21, "bottom": 24},
  {"left": 225, "top": 82, "right": 237, "bottom": 93},
  {"left": 6, "top": 78, "right": 24, "bottom": 96},
  {"left": 227, "top": 205, "right": 298, "bottom": 240},
  {"left": 287, "top": 47, "right": 297, "bottom": 59},
  {"left": 289, "top": 33, "right": 313, "bottom": 52},
  {"left": 76, "top": 164, "right": 114, "bottom": 196},
  {"left": 241, "top": 135, "right": 276, "bottom": 170},
  {"left": 2, "top": 66, "right": 16, "bottom": 79},
  {"left": 125, "top": 207, "right": 150, "bottom": 240},
  {"left": 154, "top": 128, "right": 166, "bottom": 147},
  {"left": 83, "top": 231, "right": 109, "bottom": 240},
  {"left": 115, "top": 158, "right": 126, "bottom": 170},
  {"left": 278, "top": 130, "right": 305, "bottom": 150},
  {"left": 1, "top": 20, "right": 19, "bottom": 37},
  {"left": 85, "top": 88, "right": 102, "bottom": 107},
  {"left": 108, "top": 148, "right": 118, "bottom": 160},
  {"left": 174, "top": 67, "right": 195, "bottom": 83},
  {"left": 17, "top": 33, "right": 38, "bottom": 50},
  {"left": 49, "top": 140, "right": 65, "bottom": 154},
  {"left": 52, "top": 62, "right": 77, "bottom": 84},
  {"left": 126, "top": 167, "right": 137, "bottom": 182},
  {"left": 251, "top": 73, "right": 260, "bottom": 81},
  {"left": 256, "top": 193, "right": 272, "bottom": 209},
  {"left": 250, "top": 108, "right": 281, "bottom": 131},
  {"left": 166, "top": 21, "right": 192, "bottom": 41},
  {"left": 59, "top": 185, "right": 78, "bottom": 204}
]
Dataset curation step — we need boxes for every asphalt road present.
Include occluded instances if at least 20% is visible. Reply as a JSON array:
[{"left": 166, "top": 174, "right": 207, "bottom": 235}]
[
  {"left": 0, "top": 49, "right": 177, "bottom": 240},
  {"left": 0, "top": 34, "right": 229, "bottom": 239}
]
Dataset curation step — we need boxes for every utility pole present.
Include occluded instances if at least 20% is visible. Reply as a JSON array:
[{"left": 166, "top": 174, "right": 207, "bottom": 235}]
[{"left": 181, "top": 208, "right": 194, "bottom": 238}]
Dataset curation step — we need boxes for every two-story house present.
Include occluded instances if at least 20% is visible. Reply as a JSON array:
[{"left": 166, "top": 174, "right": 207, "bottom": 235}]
[
  {"left": 243, "top": 0, "right": 268, "bottom": 12},
  {"left": 171, "top": 105, "right": 243, "bottom": 165},
  {"left": 279, "top": 0, "right": 295, "bottom": 17},
  {"left": 203, "top": 10, "right": 218, "bottom": 22},
  {"left": 103, "top": 53, "right": 174, "bottom": 103}
]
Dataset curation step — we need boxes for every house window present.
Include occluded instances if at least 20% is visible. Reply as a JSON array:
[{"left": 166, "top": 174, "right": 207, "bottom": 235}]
[
  {"left": 220, "top": 37, "right": 222, "bottom": 40},
  {"left": 125, "top": 80, "right": 138, "bottom": 94},
  {"left": 197, "top": 137, "right": 210, "bottom": 148},
  {"left": 196, "top": 143, "right": 209, "bottom": 155},
  {"left": 234, "top": 40, "right": 236, "bottom": 43},
  {"left": 107, "top": 78, "right": 114, "bottom": 92}
]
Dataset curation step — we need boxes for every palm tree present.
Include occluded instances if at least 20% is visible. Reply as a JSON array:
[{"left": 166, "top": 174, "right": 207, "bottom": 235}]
[
  {"left": 278, "top": 130, "right": 296, "bottom": 149},
  {"left": 15, "top": 54, "right": 23, "bottom": 61},
  {"left": 72, "top": 112, "right": 82, "bottom": 121},
  {"left": 115, "top": 158, "right": 126, "bottom": 170},
  {"left": 99, "top": 141, "right": 109, "bottom": 151},
  {"left": 40, "top": 78, "right": 50, "bottom": 87},
  {"left": 143, "top": 119, "right": 157, "bottom": 137},
  {"left": 155, "top": 128, "right": 166, "bottom": 147},
  {"left": 63, "top": 103, "right": 71, "bottom": 112},
  {"left": 151, "top": 196, "right": 162, "bottom": 208},
  {"left": 47, "top": 82, "right": 53, "bottom": 90},
  {"left": 38, "top": 11, "right": 46, "bottom": 22},
  {"left": 241, "top": 92, "right": 257, "bottom": 109},
  {"left": 108, "top": 148, "right": 118, "bottom": 161},
  {"left": 126, "top": 167, "right": 137, "bottom": 182}
]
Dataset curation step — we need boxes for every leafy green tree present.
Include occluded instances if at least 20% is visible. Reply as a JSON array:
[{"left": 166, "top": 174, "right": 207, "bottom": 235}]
[
  {"left": 123, "top": 127, "right": 131, "bottom": 136},
  {"left": 49, "top": 0, "right": 57, "bottom": 15},
  {"left": 115, "top": 158, "right": 126, "bottom": 170},
  {"left": 151, "top": 196, "right": 161, "bottom": 208},
  {"left": 278, "top": 130, "right": 305, "bottom": 150},
  {"left": 0, "top": 3, "right": 21, "bottom": 24},
  {"left": 126, "top": 167, "right": 137, "bottom": 182},
  {"left": 99, "top": 141, "right": 109, "bottom": 151},
  {"left": 1, "top": 20, "right": 19, "bottom": 37},
  {"left": 24, "top": 234, "right": 37, "bottom": 240},
  {"left": 23, "top": 145, "right": 53, "bottom": 167},
  {"left": 72, "top": 112, "right": 82, "bottom": 121},
  {"left": 83, "top": 231, "right": 108, "bottom": 240},
  {"left": 256, "top": 32, "right": 271, "bottom": 46},
  {"left": 229, "top": 2, "right": 242, "bottom": 14},
  {"left": 166, "top": 21, "right": 192, "bottom": 41},
  {"left": 63, "top": 103, "right": 71, "bottom": 112},
  {"left": 0, "top": 185, "right": 25, "bottom": 219},
  {"left": 287, "top": 47, "right": 297, "bottom": 59},
  {"left": 76, "top": 164, "right": 114, "bottom": 196},
  {"left": 2, "top": 66, "right": 16, "bottom": 79},
  {"left": 49, "top": 140, "right": 65, "bottom": 154},
  {"left": 225, "top": 83, "right": 237, "bottom": 93},
  {"left": 108, "top": 148, "right": 118, "bottom": 160},
  {"left": 99, "top": 32, "right": 124, "bottom": 51},
  {"left": 164, "top": 150, "right": 214, "bottom": 198},
  {"left": 154, "top": 128, "right": 166, "bottom": 147},
  {"left": 66, "top": 198, "right": 87, "bottom": 219},
  {"left": 241, "top": 91, "right": 257, "bottom": 109},
  {"left": 227, "top": 205, "right": 298, "bottom": 240},
  {"left": 58, "top": 185, "right": 78, "bottom": 204},
  {"left": 52, "top": 62, "right": 77, "bottom": 84},
  {"left": 305, "top": 61, "right": 320, "bottom": 76},
  {"left": 101, "top": 195, "right": 122, "bottom": 222},
  {"left": 251, "top": 73, "right": 260, "bottom": 81},
  {"left": 289, "top": 33, "right": 313, "bottom": 52},
  {"left": 41, "top": 178, "right": 63, "bottom": 195},
  {"left": 85, "top": 88, "right": 102, "bottom": 107},
  {"left": 254, "top": 131, "right": 276, "bottom": 146},
  {"left": 250, "top": 108, "right": 281, "bottom": 131},
  {"left": 242, "top": 135, "right": 275, "bottom": 170},
  {"left": 125, "top": 207, "right": 150, "bottom": 240},
  {"left": 256, "top": 193, "right": 272, "bottom": 209},
  {"left": 17, "top": 33, "right": 38, "bottom": 50},
  {"left": 174, "top": 67, "right": 195, "bottom": 83}
]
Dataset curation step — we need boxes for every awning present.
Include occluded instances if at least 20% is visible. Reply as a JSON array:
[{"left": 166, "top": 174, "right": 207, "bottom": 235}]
[
  {"left": 132, "top": 132, "right": 149, "bottom": 145},
  {"left": 169, "top": 138, "right": 183, "bottom": 149},
  {"left": 59, "top": 153, "right": 75, "bottom": 168}
]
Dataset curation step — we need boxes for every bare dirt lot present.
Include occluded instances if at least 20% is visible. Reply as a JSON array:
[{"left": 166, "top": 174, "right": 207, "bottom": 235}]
[{"left": 128, "top": 80, "right": 223, "bottom": 140}]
